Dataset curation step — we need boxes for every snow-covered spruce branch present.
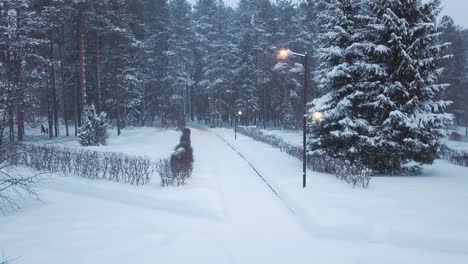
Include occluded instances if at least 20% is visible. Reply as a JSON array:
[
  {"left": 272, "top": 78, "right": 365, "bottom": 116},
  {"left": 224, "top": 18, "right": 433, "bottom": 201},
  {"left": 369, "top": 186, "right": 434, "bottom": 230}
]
[
  {"left": 14, "top": 144, "right": 156, "bottom": 186},
  {"left": 237, "top": 127, "right": 371, "bottom": 188}
]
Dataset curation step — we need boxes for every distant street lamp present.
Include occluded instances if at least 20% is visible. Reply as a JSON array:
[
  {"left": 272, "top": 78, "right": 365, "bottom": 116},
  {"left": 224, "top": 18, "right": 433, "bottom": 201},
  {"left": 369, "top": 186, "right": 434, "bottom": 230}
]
[
  {"left": 235, "top": 110, "right": 243, "bottom": 140},
  {"left": 277, "top": 48, "right": 310, "bottom": 188}
]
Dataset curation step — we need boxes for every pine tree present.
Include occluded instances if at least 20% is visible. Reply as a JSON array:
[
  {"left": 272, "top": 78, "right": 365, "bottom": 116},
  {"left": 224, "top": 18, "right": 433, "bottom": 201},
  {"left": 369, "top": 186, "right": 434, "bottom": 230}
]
[
  {"left": 233, "top": 0, "right": 260, "bottom": 123},
  {"left": 276, "top": 0, "right": 303, "bottom": 128},
  {"left": 166, "top": 0, "right": 195, "bottom": 128},
  {"left": 140, "top": 0, "right": 170, "bottom": 125},
  {"left": 192, "top": 0, "right": 223, "bottom": 124}
]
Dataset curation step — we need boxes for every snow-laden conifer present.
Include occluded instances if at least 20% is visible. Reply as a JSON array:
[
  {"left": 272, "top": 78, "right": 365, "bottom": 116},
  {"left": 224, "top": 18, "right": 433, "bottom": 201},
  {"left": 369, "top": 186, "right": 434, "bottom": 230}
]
[{"left": 78, "top": 104, "right": 109, "bottom": 146}]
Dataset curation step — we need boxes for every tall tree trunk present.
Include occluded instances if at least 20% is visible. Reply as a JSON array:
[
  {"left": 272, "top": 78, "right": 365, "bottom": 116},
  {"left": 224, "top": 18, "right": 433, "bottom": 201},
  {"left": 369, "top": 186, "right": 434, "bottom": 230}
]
[
  {"left": 115, "top": 79, "right": 121, "bottom": 136},
  {"left": 60, "top": 25, "right": 69, "bottom": 136},
  {"left": 142, "top": 84, "right": 146, "bottom": 126},
  {"left": 46, "top": 79, "right": 53, "bottom": 140},
  {"left": 51, "top": 65, "right": 59, "bottom": 137},
  {"left": 8, "top": 108, "right": 14, "bottom": 143},
  {"left": 50, "top": 29, "right": 59, "bottom": 137},
  {"left": 16, "top": 109, "right": 23, "bottom": 141},
  {"left": 14, "top": 8, "right": 23, "bottom": 141},
  {"left": 15, "top": 61, "right": 23, "bottom": 141},
  {"left": 74, "top": 80, "right": 79, "bottom": 136},
  {"left": 95, "top": 32, "right": 101, "bottom": 113},
  {"left": 77, "top": 4, "right": 86, "bottom": 124},
  {"left": 0, "top": 110, "right": 6, "bottom": 147},
  {"left": 190, "top": 86, "right": 194, "bottom": 121}
]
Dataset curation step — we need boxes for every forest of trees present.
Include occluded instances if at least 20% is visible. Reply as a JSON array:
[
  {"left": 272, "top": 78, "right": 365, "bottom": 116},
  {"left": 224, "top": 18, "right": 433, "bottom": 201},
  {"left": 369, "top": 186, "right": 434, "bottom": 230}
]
[{"left": 1, "top": 0, "right": 467, "bottom": 146}]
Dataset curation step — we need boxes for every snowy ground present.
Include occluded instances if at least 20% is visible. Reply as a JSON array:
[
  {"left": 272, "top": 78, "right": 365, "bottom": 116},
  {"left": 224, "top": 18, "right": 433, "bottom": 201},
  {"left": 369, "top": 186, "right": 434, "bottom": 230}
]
[
  {"left": 24, "top": 126, "right": 181, "bottom": 159},
  {"left": 1, "top": 127, "right": 467, "bottom": 263},
  {"left": 260, "top": 128, "right": 303, "bottom": 146}
]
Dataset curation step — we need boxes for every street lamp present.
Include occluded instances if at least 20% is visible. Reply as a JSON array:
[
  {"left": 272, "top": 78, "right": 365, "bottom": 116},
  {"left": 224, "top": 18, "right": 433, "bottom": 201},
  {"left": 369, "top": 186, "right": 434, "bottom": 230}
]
[
  {"left": 277, "top": 48, "right": 310, "bottom": 188},
  {"left": 312, "top": 111, "right": 322, "bottom": 123},
  {"left": 235, "top": 110, "right": 243, "bottom": 139}
]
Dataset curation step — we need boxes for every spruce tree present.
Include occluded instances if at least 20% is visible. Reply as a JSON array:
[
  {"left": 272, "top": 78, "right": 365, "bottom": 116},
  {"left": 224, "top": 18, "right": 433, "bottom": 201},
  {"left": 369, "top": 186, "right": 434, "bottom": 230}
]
[
  {"left": 78, "top": 104, "right": 109, "bottom": 146},
  {"left": 310, "top": 0, "right": 378, "bottom": 168},
  {"left": 364, "top": 0, "right": 451, "bottom": 173}
]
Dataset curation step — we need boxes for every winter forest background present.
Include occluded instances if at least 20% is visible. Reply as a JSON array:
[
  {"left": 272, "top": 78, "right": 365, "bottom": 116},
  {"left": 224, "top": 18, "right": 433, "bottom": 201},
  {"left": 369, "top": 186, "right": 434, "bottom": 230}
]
[{"left": 1, "top": 0, "right": 467, "bottom": 171}]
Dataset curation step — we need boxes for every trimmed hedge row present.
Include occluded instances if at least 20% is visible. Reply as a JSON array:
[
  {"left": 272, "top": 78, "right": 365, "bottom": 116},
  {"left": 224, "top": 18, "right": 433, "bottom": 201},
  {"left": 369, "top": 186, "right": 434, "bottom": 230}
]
[
  {"left": 237, "top": 127, "right": 371, "bottom": 188},
  {"left": 13, "top": 144, "right": 156, "bottom": 186},
  {"left": 440, "top": 145, "right": 468, "bottom": 167}
]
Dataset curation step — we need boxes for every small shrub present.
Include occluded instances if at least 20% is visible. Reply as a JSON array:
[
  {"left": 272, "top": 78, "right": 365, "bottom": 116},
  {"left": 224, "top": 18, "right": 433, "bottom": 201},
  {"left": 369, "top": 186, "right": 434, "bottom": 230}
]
[
  {"left": 78, "top": 104, "right": 109, "bottom": 146},
  {"left": 160, "top": 128, "right": 194, "bottom": 187},
  {"left": 169, "top": 128, "right": 194, "bottom": 185},
  {"left": 156, "top": 159, "right": 174, "bottom": 187}
]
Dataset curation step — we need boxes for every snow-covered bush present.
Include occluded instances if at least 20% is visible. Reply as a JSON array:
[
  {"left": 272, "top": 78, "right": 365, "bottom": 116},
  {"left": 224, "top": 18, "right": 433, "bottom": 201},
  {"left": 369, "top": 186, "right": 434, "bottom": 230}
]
[
  {"left": 158, "top": 128, "right": 194, "bottom": 187},
  {"left": 238, "top": 127, "right": 371, "bottom": 188},
  {"left": 156, "top": 159, "right": 174, "bottom": 187},
  {"left": 15, "top": 144, "right": 155, "bottom": 186},
  {"left": 169, "top": 128, "right": 194, "bottom": 186},
  {"left": 78, "top": 104, "right": 109, "bottom": 146}
]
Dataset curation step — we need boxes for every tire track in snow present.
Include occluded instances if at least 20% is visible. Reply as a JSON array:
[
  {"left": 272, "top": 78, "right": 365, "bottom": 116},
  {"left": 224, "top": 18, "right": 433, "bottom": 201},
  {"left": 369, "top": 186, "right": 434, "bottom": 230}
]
[{"left": 207, "top": 129, "right": 297, "bottom": 216}]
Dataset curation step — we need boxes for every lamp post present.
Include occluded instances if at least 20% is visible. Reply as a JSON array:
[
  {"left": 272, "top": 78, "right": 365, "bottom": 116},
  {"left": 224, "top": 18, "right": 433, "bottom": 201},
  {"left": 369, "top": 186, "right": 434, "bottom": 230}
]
[
  {"left": 278, "top": 48, "right": 310, "bottom": 188},
  {"left": 235, "top": 110, "right": 242, "bottom": 139}
]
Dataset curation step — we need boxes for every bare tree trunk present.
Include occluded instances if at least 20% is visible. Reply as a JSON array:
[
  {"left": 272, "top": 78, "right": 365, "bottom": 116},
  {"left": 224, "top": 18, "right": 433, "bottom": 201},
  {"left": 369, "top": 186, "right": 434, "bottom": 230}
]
[
  {"left": 16, "top": 109, "right": 23, "bottom": 141},
  {"left": 74, "top": 80, "right": 79, "bottom": 136},
  {"left": 5, "top": 45, "right": 14, "bottom": 143},
  {"left": 59, "top": 25, "right": 69, "bottom": 136},
  {"left": 8, "top": 109, "right": 14, "bottom": 143},
  {"left": 115, "top": 79, "right": 121, "bottom": 136},
  {"left": 51, "top": 65, "right": 58, "bottom": 137},
  {"left": 14, "top": 8, "right": 23, "bottom": 141},
  {"left": 77, "top": 4, "right": 86, "bottom": 124},
  {"left": 50, "top": 29, "right": 59, "bottom": 137},
  {"left": 96, "top": 32, "right": 101, "bottom": 113},
  {"left": 0, "top": 111, "right": 6, "bottom": 147},
  {"left": 142, "top": 84, "right": 146, "bottom": 126},
  {"left": 46, "top": 79, "right": 53, "bottom": 140}
]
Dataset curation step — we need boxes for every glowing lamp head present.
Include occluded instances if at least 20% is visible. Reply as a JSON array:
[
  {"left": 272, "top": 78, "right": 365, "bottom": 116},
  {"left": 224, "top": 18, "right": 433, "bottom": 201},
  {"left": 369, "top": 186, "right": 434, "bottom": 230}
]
[
  {"left": 312, "top": 111, "right": 323, "bottom": 122},
  {"left": 238, "top": 111, "right": 243, "bottom": 116},
  {"left": 278, "top": 49, "right": 289, "bottom": 60}
]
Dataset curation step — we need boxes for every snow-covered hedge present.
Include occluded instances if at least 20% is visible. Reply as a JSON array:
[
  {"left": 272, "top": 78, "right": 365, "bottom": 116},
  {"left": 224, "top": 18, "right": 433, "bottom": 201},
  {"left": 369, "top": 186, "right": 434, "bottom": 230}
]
[
  {"left": 13, "top": 144, "right": 155, "bottom": 186},
  {"left": 238, "top": 127, "right": 371, "bottom": 188},
  {"left": 440, "top": 145, "right": 468, "bottom": 167},
  {"left": 158, "top": 128, "right": 194, "bottom": 187}
]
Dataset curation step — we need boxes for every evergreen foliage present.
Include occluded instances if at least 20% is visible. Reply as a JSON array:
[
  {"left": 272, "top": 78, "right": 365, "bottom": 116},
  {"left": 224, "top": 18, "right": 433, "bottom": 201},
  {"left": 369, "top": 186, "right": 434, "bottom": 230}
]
[
  {"left": 78, "top": 104, "right": 109, "bottom": 146},
  {"left": 311, "top": 0, "right": 452, "bottom": 174}
]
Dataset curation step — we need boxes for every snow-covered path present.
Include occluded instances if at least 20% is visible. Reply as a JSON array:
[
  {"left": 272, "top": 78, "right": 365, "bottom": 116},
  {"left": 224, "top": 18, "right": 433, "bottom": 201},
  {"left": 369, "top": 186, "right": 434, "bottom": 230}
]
[{"left": 191, "top": 128, "right": 315, "bottom": 263}]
